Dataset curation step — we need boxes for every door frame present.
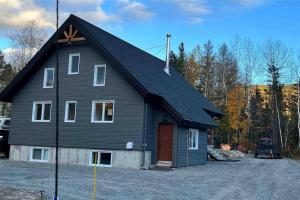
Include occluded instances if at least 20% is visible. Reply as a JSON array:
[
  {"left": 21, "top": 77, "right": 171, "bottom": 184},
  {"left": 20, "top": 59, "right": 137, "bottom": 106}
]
[{"left": 157, "top": 123, "right": 173, "bottom": 162}]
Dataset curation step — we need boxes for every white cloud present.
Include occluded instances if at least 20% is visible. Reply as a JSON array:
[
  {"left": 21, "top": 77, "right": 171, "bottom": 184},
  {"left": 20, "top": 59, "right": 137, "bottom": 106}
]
[
  {"left": 188, "top": 17, "right": 204, "bottom": 24},
  {"left": 117, "top": 0, "right": 155, "bottom": 21},
  {"left": 173, "top": 0, "right": 211, "bottom": 15},
  {"left": 230, "top": 0, "right": 270, "bottom": 7},
  {"left": 158, "top": 0, "right": 210, "bottom": 24},
  {"left": 0, "top": 0, "right": 55, "bottom": 30},
  {"left": 62, "top": 0, "right": 104, "bottom": 6},
  {"left": 74, "top": 6, "right": 119, "bottom": 24},
  {"left": 0, "top": 0, "right": 153, "bottom": 34}
]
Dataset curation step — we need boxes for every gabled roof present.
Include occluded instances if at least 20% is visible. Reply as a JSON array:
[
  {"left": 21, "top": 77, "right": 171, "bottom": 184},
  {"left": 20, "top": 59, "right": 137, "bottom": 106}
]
[{"left": 0, "top": 14, "right": 222, "bottom": 128}]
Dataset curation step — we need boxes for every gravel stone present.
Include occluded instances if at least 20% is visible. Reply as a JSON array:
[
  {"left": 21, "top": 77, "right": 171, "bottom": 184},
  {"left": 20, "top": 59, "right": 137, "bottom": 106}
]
[{"left": 0, "top": 155, "right": 299, "bottom": 200}]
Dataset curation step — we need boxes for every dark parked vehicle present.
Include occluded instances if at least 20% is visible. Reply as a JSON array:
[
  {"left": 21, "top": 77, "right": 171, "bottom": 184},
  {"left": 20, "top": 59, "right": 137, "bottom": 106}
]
[
  {"left": 0, "top": 117, "right": 10, "bottom": 157},
  {"left": 255, "top": 138, "right": 281, "bottom": 158},
  {"left": 0, "top": 130, "right": 9, "bottom": 157}
]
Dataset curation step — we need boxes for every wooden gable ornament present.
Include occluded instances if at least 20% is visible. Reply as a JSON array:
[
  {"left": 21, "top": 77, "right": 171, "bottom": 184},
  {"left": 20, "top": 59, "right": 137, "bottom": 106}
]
[{"left": 58, "top": 24, "right": 86, "bottom": 43}]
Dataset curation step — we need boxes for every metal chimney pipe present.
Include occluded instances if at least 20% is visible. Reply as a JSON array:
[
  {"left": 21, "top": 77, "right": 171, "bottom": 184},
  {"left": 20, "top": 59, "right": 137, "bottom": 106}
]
[{"left": 164, "top": 34, "right": 171, "bottom": 75}]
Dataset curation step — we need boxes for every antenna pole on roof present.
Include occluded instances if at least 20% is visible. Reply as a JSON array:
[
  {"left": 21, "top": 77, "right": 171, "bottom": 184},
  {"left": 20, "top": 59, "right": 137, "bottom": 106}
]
[
  {"left": 54, "top": 0, "right": 59, "bottom": 200},
  {"left": 164, "top": 34, "right": 171, "bottom": 75}
]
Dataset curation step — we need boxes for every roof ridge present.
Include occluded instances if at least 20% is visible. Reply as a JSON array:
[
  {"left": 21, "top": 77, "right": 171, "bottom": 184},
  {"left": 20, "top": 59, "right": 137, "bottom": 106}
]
[{"left": 71, "top": 14, "right": 167, "bottom": 65}]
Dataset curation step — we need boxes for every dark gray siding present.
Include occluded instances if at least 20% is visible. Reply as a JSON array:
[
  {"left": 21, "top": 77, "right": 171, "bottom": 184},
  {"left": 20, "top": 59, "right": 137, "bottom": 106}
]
[
  {"left": 10, "top": 44, "right": 145, "bottom": 150},
  {"left": 177, "top": 128, "right": 207, "bottom": 167},
  {"left": 145, "top": 103, "right": 154, "bottom": 151}
]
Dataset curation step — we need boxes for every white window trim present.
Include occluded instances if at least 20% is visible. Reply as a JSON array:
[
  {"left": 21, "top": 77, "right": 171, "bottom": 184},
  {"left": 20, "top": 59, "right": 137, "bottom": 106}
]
[
  {"left": 64, "top": 101, "right": 77, "bottom": 123},
  {"left": 29, "top": 147, "right": 49, "bottom": 162},
  {"left": 68, "top": 53, "right": 80, "bottom": 74},
  {"left": 189, "top": 129, "right": 199, "bottom": 150},
  {"left": 93, "top": 64, "right": 106, "bottom": 86},
  {"left": 43, "top": 68, "right": 54, "bottom": 88},
  {"left": 91, "top": 100, "right": 114, "bottom": 123},
  {"left": 32, "top": 101, "right": 52, "bottom": 122},
  {"left": 89, "top": 150, "right": 112, "bottom": 167}
]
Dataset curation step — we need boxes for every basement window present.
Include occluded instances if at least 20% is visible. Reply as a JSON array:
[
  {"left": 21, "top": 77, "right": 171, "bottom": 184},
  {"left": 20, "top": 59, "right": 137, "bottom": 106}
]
[
  {"left": 68, "top": 53, "right": 80, "bottom": 74},
  {"left": 189, "top": 129, "right": 199, "bottom": 150},
  {"left": 64, "top": 101, "right": 77, "bottom": 122},
  {"left": 32, "top": 101, "right": 52, "bottom": 122},
  {"left": 89, "top": 151, "right": 112, "bottom": 167},
  {"left": 30, "top": 147, "right": 49, "bottom": 162},
  {"left": 43, "top": 68, "right": 54, "bottom": 88},
  {"left": 93, "top": 64, "right": 106, "bottom": 86},
  {"left": 91, "top": 100, "right": 114, "bottom": 123}
]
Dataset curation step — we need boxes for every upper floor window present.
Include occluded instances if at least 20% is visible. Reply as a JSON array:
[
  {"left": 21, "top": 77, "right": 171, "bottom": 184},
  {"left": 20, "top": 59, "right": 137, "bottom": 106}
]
[
  {"left": 93, "top": 64, "right": 106, "bottom": 86},
  {"left": 32, "top": 101, "right": 52, "bottom": 122},
  {"left": 189, "top": 129, "right": 199, "bottom": 150},
  {"left": 68, "top": 53, "right": 80, "bottom": 74},
  {"left": 64, "top": 101, "right": 77, "bottom": 122},
  {"left": 91, "top": 100, "right": 114, "bottom": 123},
  {"left": 43, "top": 68, "right": 54, "bottom": 88}
]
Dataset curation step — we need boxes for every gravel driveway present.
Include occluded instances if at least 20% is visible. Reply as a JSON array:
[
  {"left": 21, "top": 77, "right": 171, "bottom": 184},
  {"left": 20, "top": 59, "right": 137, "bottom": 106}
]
[{"left": 0, "top": 155, "right": 299, "bottom": 200}]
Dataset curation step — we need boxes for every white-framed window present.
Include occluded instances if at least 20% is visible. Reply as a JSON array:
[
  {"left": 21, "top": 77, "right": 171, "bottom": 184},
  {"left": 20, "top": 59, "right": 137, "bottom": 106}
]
[
  {"left": 32, "top": 101, "right": 52, "bottom": 122},
  {"left": 30, "top": 147, "right": 49, "bottom": 162},
  {"left": 93, "top": 64, "right": 106, "bottom": 86},
  {"left": 64, "top": 101, "right": 77, "bottom": 122},
  {"left": 68, "top": 53, "right": 80, "bottom": 74},
  {"left": 43, "top": 68, "right": 54, "bottom": 88},
  {"left": 189, "top": 129, "right": 199, "bottom": 150},
  {"left": 91, "top": 100, "right": 114, "bottom": 123},
  {"left": 89, "top": 150, "right": 112, "bottom": 167}
]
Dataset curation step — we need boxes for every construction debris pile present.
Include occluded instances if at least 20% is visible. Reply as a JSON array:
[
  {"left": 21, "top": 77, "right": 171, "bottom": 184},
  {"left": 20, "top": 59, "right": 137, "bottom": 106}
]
[{"left": 207, "top": 145, "right": 244, "bottom": 161}]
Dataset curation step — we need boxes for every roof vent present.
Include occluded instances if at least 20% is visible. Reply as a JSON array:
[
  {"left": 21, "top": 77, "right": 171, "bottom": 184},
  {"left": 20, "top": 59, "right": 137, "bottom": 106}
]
[{"left": 164, "top": 34, "right": 171, "bottom": 75}]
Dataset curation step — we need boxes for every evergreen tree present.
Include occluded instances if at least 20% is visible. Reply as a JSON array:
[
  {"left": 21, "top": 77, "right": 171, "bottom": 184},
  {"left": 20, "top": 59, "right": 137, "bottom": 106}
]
[
  {"left": 0, "top": 50, "right": 5, "bottom": 69},
  {"left": 249, "top": 87, "right": 264, "bottom": 143},
  {"left": 268, "top": 64, "right": 285, "bottom": 149},
  {"left": 199, "top": 40, "right": 215, "bottom": 98},
  {"left": 169, "top": 42, "right": 186, "bottom": 74}
]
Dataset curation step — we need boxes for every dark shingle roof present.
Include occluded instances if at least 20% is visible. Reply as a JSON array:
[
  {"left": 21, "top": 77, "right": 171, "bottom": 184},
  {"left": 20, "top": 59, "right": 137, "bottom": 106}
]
[{"left": 0, "top": 14, "right": 222, "bottom": 128}]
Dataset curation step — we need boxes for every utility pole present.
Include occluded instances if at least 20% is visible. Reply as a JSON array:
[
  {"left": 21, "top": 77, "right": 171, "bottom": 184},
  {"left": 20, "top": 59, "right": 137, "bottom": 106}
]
[{"left": 54, "top": 0, "right": 59, "bottom": 199}]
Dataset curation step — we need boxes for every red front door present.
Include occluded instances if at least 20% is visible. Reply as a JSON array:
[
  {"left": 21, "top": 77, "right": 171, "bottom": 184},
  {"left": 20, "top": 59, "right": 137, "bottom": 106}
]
[{"left": 158, "top": 124, "right": 173, "bottom": 161}]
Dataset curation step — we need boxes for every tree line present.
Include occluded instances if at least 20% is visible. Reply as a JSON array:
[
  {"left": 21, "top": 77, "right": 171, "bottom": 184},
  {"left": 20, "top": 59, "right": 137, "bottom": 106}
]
[{"left": 170, "top": 38, "right": 300, "bottom": 154}]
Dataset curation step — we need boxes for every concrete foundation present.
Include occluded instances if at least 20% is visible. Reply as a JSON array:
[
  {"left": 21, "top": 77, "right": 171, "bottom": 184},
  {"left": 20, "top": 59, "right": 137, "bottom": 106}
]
[{"left": 9, "top": 145, "right": 151, "bottom": 169}]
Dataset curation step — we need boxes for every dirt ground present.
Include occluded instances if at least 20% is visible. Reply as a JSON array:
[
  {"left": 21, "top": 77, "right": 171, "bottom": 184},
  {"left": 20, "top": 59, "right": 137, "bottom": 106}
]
[
  {"left": 0, "top": 187, "right": 42, "bottom": 200},
  {"left": 0, "top": 155, "right": 300, "bottom": 200}
]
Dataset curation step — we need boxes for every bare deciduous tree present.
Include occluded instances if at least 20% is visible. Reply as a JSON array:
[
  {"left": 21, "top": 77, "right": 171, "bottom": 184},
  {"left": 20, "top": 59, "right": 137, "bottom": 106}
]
[{"left": 8, "top": 21, "right": 47, "bottom": 72}]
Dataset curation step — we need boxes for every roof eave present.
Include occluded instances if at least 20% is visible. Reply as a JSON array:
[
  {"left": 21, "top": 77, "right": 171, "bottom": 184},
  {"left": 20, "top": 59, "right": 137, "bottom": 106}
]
[{"left": 182, "top": 119, "right": 218, "bottom": 130}]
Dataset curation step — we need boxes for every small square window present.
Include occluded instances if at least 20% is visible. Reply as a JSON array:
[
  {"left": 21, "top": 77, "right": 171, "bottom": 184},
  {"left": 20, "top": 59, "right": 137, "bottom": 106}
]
[
  {"left": 32, "top": 149, "right": 42, "bottom": 160},
  {"left": 91, "top": 101, "right": 114, "bottom": 123},
  {"left": 90, "top": 151, "right": 112, "bottom": 167},
  {"left": 93, "top": 65, "right": 106, "bottom": 86},
  {"left": 64, "top": 101, "right": 77, "bottom": 122},
  {"left": 30, "top": 148, "right": 49, "bottom": 162},
  {"left": 100, "top": 152, "right": 111, "bottom": 165},
  {"left": 189, "top": 129, "right": 199, "bottom": 150},
  {"left": 43, "top": 68, "right": 54, "bottom": 88},
  {"left": 68, "top": 53, "right": 80, "bottom": 74}
]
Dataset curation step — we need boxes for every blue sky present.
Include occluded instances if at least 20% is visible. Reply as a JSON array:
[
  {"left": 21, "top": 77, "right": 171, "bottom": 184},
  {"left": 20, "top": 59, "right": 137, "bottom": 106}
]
[{"left": 0, "top": 0, "right": 300, "bottom": 60}]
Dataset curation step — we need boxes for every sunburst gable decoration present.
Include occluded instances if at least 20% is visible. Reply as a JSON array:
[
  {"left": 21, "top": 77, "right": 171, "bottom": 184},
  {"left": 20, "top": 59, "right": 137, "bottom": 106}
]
[{"left": 58, "top": 24, "right": 86, "bottom": 43}]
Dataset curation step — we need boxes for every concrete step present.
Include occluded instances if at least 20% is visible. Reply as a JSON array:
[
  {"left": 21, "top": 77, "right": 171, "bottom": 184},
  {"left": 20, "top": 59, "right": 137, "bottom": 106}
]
[{"left": 156, "top": 161, "right": 172, "bottom": 167}]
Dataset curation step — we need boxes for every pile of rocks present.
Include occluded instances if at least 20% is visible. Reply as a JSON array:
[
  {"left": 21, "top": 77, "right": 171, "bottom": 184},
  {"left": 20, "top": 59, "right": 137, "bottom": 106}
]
[{"left": 207, "top": 145, "right": 244, "bottom": 161}]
